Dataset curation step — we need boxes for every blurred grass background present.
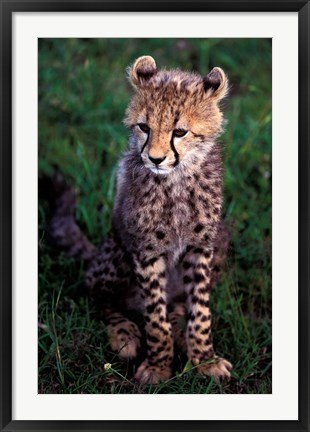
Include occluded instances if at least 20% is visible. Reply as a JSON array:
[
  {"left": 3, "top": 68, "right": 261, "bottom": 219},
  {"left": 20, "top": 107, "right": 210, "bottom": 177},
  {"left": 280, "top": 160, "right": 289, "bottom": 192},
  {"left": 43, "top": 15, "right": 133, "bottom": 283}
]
[{"left": 38, "top": 38, "right": 272, "bottom": 394}]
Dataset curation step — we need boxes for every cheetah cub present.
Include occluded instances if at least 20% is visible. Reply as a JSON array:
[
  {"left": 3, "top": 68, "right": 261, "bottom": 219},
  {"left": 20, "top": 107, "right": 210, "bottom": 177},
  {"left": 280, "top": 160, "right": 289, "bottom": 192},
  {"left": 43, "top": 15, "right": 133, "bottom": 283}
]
[{"left": 48, "top": 55, "right": 232, "bottom": 385}]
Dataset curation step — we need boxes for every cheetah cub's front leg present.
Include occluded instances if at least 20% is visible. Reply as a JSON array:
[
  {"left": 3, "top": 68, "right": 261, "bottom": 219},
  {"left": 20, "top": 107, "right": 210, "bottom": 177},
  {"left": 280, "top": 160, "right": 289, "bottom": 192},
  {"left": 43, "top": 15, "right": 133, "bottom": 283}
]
[
  {"left": 183, "top": 247, "right": 232, "bottom": 382},
  {"left": 133, "top": 254, "right": 174, "bottom": 385}
]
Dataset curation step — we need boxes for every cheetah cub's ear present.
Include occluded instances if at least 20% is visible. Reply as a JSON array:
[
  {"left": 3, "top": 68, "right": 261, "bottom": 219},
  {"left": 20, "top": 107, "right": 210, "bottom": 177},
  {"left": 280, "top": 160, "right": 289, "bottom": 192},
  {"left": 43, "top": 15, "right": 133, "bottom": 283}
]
[
  {"left": 129, "top": 55, "right": 157, "bottom": 87},
  {"left": 203, "top": 67, "right": 228, "bottom": 101}
]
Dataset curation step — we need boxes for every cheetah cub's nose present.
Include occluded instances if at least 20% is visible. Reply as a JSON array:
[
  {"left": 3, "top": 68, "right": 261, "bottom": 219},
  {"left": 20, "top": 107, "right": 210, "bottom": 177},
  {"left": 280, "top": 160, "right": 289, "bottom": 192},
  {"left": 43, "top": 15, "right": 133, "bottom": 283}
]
[{"left": 148, "top": 155, "right": 166, "bottom": 166}]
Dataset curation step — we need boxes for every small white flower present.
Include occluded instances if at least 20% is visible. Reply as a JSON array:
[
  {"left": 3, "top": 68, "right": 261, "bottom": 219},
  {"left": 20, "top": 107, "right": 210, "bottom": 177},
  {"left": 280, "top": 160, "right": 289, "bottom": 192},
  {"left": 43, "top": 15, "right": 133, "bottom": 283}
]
[{"left": 104, "top": 363, "right": 112, "bottom": 371}]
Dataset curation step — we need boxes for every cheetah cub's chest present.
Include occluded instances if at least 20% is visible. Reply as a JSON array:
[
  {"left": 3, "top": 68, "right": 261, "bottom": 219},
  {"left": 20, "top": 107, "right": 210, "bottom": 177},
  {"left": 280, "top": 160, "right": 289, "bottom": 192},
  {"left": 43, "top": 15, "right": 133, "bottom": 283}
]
[{"left": 124, "top": 167, "right": 221, "bottom": 258}]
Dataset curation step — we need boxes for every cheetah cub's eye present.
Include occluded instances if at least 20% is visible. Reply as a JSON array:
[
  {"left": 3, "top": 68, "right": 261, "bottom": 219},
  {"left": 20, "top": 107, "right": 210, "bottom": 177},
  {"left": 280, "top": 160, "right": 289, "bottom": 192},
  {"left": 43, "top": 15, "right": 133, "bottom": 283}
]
[
  {"left": 138, "top": 123, "right": 150, "bottom": 134},
  {"left": 173, "top": 128, "right": 188, "bottom": 138}
]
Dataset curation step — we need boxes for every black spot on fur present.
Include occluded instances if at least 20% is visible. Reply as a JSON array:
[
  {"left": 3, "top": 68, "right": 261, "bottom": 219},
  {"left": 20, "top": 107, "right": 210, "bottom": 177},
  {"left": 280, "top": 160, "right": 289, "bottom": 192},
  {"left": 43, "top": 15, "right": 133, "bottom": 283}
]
[
  {"left": 198, "top": 286, "right": 211, "bottom": 294},
  {"left": 150, "top": 279, "right": 160, "bottom": 289},
  {"left": 183, "top": 275, "right": 192, "bottom": 284},
  {"left": 198, "top": 299, "right": 210, "bottom": 308},
  {"left": 147, "top": 334, "right": 160, "bottom": 343},
  {"left": 141, "top": 256, "right": 158, "bottom": 269},
  {"left": 194, "top": 224, "right": 204, "bottom": 233},
  {"left": 156, "top": 231, "right": 165, "bottom": 240},
  {"left": 183, "top": 261, "right": 191, "bottom": 269},
  {"left": 204, "top": 250, "right": 211, "bottom": 258},
  {"left": 194, "top": 273, "right": 205, "bottom": 283},
  {"left": 146, "top": 303, "right": 157, "bottom": 314},
  {"left": 151, "top": 321, "right": 160, "bottom": 329},
  {"left": 191, "top": 295, "right": 199, "bottom": 304}
]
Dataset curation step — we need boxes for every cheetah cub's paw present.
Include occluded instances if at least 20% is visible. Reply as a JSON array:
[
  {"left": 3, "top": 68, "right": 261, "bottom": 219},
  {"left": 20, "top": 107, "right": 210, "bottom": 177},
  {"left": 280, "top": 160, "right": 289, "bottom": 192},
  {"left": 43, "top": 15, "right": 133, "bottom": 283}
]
[
  {"left": 107, "top": 321, "right": 141, "bottom": 359},
  {"left": 134, "top": 361, "right": 172, "bottom": 385},
  {"left": 196, "top": 357, "right": 232, "bottom": 383}
]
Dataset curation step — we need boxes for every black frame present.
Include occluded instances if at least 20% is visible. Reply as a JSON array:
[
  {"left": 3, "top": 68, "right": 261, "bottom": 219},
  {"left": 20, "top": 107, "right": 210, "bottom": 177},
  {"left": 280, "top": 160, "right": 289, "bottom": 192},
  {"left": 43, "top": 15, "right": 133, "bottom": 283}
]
[{"left": 0, "top": 0, "right": 309, "bottom": 431}]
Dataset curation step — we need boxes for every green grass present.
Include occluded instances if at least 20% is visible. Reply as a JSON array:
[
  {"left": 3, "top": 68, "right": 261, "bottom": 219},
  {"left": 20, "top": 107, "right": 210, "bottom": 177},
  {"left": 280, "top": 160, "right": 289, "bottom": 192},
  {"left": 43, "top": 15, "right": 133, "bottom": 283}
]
[{"left": 38, "top": 38, "right": 272, "bottom": 394}]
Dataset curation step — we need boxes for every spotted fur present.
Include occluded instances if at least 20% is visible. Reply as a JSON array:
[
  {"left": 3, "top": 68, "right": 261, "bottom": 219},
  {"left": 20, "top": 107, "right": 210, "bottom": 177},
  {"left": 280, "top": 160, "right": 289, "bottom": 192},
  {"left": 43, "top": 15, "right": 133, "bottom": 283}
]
[{"left": 45, "top": 56, "right": 232, "bottom": 385}]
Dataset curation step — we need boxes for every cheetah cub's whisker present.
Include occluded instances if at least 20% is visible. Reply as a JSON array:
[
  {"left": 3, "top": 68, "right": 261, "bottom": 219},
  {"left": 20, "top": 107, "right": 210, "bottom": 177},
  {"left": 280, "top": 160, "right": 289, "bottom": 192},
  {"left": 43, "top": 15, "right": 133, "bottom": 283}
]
[{"left": 47, "top": 55, "right": 232, "bottom": 386}]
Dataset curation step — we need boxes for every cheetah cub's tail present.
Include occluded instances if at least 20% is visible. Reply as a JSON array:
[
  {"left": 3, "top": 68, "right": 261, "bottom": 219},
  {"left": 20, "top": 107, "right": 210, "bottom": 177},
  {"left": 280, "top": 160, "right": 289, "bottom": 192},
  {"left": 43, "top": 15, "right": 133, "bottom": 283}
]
[{"left": 39, "top": 170, "right": 97, "bottom": 262}]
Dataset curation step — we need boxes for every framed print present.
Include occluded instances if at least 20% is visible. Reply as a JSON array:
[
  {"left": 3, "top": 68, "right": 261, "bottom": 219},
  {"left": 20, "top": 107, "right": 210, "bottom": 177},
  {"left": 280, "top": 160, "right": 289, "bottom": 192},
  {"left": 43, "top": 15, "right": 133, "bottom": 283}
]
[{"left": 1, "top": 1, "right": 309, "bottom": 431}]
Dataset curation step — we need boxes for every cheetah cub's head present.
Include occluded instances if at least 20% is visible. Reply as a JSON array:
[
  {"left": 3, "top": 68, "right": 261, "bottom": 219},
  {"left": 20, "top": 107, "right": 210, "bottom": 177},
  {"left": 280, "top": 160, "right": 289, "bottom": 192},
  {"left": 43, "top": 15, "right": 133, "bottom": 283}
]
[{"left": 124, "top": 55, "right": 228, "bottom": 175}]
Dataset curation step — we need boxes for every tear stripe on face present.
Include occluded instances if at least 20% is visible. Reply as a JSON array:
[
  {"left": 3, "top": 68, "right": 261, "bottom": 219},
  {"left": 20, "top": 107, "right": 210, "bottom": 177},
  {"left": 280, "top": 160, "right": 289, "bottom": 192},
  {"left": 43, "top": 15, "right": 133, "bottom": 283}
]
[{"left": 140, "top": 132, "right": 150, "bottom": 154}]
